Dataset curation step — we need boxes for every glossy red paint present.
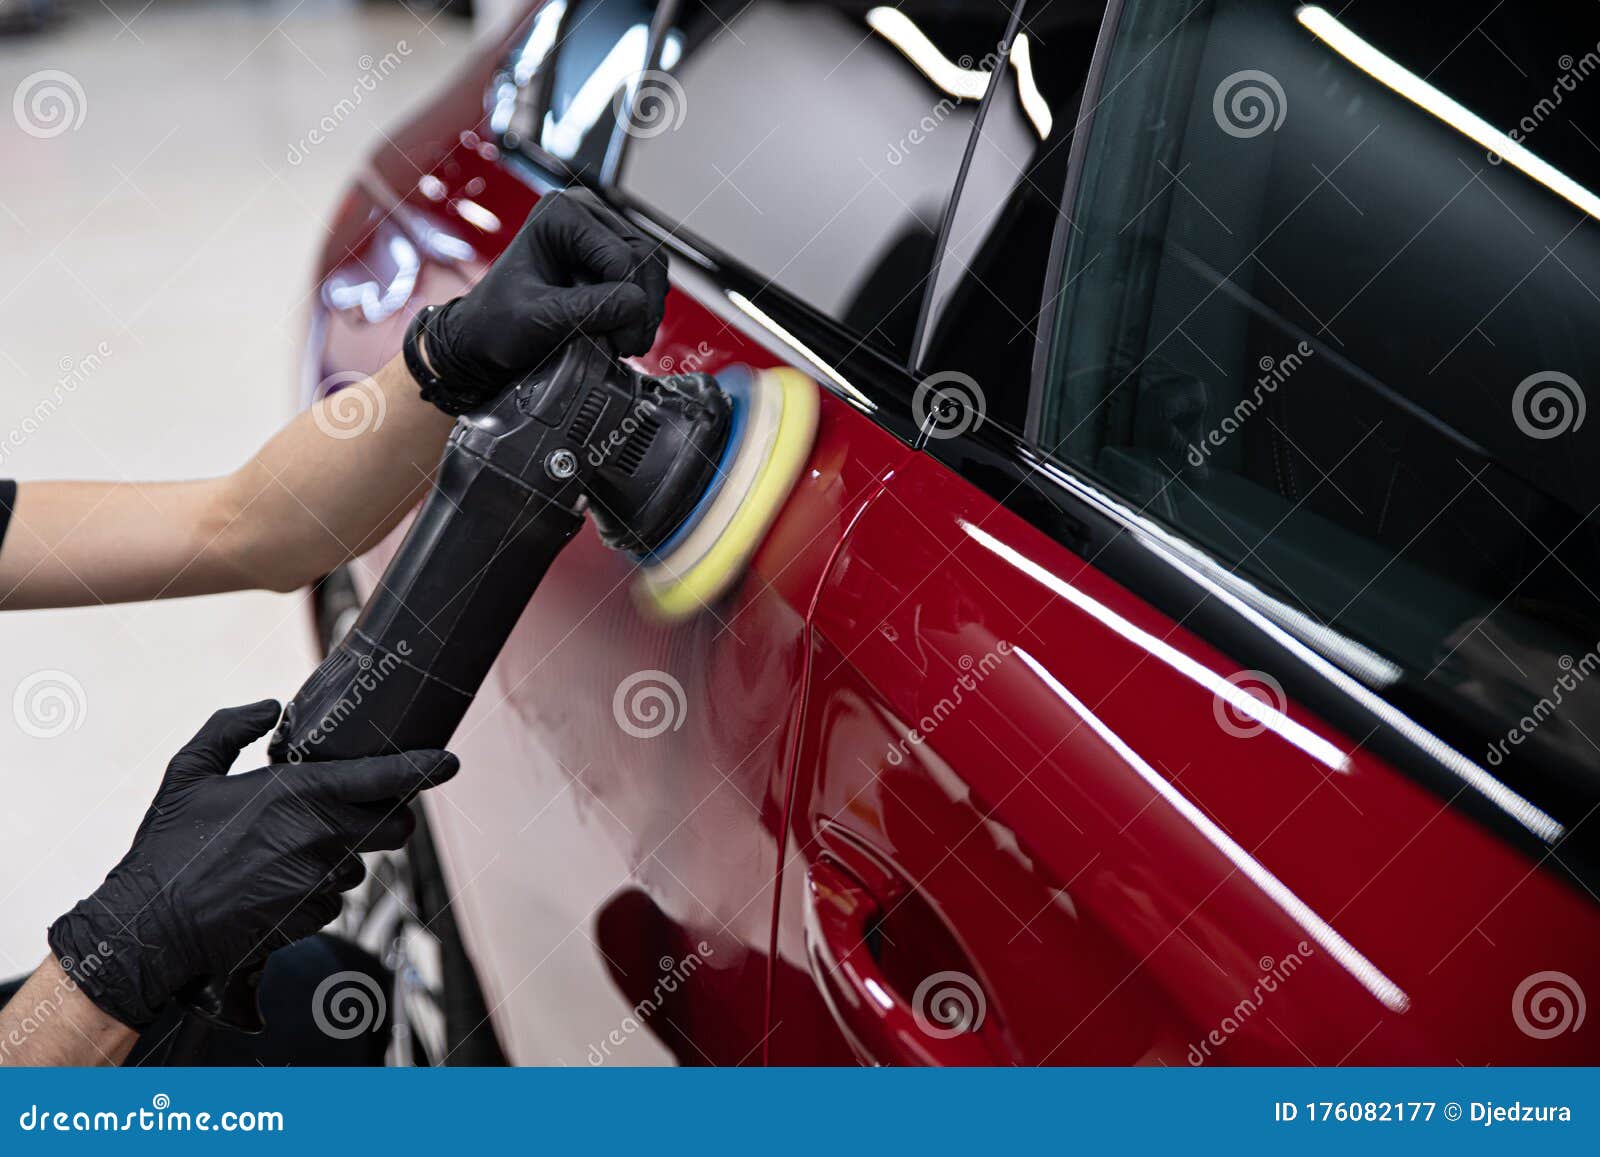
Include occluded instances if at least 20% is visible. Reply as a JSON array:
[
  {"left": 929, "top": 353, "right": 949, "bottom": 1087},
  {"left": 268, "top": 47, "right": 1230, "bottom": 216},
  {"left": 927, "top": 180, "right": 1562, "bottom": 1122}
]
[
  {"left": 772, "top": 453, "right": 1600, "bottom": 1064},
  {"left": 299, "top": 2, "right": 1598, "bottom": 1065}
]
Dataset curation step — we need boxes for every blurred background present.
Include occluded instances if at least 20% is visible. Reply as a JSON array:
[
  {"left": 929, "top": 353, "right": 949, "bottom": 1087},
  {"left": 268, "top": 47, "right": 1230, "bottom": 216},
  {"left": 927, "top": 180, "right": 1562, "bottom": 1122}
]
[{"left": 0, "top": 0, "right": 498, "bottom": 975}]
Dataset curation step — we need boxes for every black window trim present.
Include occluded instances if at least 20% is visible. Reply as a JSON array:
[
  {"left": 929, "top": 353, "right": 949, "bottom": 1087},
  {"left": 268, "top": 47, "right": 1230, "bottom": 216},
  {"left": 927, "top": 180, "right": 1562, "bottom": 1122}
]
[
  {"left": 905, "top": 0, "right": 1027, "bottom": 369},
  {"left": 1023, "top": 0, "right": 1127, "bottom": 444}
]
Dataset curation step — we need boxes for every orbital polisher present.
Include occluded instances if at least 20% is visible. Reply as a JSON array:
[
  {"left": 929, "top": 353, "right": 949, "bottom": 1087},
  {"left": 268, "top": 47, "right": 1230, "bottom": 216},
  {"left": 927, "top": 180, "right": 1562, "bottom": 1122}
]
[{"left": 179, "top": 335, "right": 818, "bottom": 1036}]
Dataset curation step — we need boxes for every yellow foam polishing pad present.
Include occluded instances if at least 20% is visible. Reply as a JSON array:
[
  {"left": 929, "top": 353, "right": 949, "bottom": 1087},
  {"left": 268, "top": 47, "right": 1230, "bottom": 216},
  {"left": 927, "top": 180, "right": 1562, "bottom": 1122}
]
[{"left": 635, "top": 367, "right": 819, "bottom": 620}]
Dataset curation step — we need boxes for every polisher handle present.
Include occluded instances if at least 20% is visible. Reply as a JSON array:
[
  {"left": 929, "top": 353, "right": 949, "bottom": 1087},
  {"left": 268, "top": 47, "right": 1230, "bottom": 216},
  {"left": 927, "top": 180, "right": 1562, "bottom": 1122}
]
[
  {"left": 179, "top": 375, "right": 594, "bottom": 1038},
  {"left": 176, "top": 337, "right": 724, "bottom": 1044}
]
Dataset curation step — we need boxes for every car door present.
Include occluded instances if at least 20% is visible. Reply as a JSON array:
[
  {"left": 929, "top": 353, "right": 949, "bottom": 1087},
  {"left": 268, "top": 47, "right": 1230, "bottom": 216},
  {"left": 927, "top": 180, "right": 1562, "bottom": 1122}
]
[
  {"left": 771, "top": 0, "right": 1600, "bottom": 1064},
  {"left": 365, "top": 0, "right": 1022, "bottom": 1065}
]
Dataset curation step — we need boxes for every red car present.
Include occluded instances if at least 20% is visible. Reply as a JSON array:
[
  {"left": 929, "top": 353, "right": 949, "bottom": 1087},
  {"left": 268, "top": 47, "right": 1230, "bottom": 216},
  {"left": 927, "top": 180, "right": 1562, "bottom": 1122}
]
[{"left": 306, "top": 0, "right": 1600, "bottom": 1065}]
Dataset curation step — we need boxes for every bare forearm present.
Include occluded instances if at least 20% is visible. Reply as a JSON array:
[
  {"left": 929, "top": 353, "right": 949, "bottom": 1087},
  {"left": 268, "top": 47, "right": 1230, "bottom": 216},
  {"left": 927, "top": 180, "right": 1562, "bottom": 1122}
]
[
  {"left": 0, "top": 957, "right": 137, "bottom": 1067},
  {"left": 217, "top": 355, "right": 453, "bottom": 594},
  {"left": 0, "top": 356, "right": 452, "bottom": 609}
]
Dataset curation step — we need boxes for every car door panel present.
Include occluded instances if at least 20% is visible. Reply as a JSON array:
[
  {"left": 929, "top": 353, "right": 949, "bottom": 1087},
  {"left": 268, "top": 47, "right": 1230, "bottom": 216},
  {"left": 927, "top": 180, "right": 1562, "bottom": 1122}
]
[
  {"left": 440, "top": 319, "right": 910, "bottom": 1066},
  {"left": 774, "top": 451, "right": 1600, "bottom": 1064}
]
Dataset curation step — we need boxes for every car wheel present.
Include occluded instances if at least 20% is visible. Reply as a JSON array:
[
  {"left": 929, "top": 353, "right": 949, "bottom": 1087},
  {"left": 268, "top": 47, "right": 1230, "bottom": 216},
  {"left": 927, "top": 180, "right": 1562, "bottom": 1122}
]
[{"left": 333, "top": 804, "right": 508, "bottom": 1066}]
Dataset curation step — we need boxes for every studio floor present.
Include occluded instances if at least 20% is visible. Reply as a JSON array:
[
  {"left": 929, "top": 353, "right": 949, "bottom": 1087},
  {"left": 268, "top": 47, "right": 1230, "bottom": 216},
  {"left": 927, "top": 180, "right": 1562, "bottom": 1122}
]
[{"left": 0, "top": 0, "right": 471, "bottom": 973}]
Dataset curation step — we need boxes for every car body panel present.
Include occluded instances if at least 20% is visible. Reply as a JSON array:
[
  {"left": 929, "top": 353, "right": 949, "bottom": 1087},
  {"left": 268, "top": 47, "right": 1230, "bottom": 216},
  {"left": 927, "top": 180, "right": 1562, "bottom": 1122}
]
[
  {"left": 296, "top": 0, "right": 1600, "bottom": 1065},
  {"left": 773, "top": 452, "right": 1600, "bottom": 1064}
]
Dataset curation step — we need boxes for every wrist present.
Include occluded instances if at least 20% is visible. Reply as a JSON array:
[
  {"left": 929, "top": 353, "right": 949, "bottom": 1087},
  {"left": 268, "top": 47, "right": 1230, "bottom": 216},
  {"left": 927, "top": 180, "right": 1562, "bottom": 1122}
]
[
  {"left": 50, "top": 955, "right": 141, "bottom": 1043},
  {"left": 47, "top": 905, "right": 171, "bottom": 1031},
  {"left": 404, "top": 303, "right": 483, "bottom": 417},
  {"left": 0, "top": 956, "right": 138, "bottom": 1066}
]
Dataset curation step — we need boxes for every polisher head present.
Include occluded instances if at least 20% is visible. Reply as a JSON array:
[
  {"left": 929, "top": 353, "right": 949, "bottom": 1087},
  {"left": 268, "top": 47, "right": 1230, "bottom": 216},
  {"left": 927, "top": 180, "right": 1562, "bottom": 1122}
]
[{"left": 632, "top": 364, "right": 819, "bottom": 620}]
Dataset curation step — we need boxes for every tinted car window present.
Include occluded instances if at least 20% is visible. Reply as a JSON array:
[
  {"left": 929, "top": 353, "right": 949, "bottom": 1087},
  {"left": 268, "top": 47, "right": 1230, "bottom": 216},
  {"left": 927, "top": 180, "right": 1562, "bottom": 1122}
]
[
  {"left": 541, "top": 0, "right": 660, "bottom": 177},
  {"left": 618, "top": 0, "right": 1016, "bottom": 357},
  {"left": 487, "top": 0, "right": 663, "bottom": 177},
  {"left": 916, "top": 0, "right": 1107, "bottom": 432},
  {"left": 1042, "top": 0, "right": 1600, "bottom": 790}
]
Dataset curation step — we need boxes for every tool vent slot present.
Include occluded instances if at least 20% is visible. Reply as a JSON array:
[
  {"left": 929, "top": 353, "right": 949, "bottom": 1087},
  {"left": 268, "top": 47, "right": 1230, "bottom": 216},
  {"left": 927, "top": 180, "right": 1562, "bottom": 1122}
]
[
  {"left": 567, "top": 392, "right": 607, "bottom": 446},
  {"left": 615, "top": 414, "right": 661, "bottom": 475}
]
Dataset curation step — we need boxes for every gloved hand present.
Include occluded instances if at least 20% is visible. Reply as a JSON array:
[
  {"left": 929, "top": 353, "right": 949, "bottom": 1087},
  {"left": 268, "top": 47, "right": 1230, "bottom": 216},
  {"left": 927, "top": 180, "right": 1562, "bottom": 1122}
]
[
  {"left": 47, "top": 699, "right": 459, "bottom": 1030},
  {"left": 405, "top": 188, "right": 670, "bottom": 415}
]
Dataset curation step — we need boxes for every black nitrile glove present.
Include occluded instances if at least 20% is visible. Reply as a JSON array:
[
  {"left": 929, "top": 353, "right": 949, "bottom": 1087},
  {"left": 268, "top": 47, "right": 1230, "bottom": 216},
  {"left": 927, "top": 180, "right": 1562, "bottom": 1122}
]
[
  {"left": 47, "top": 700, "right": 459, "bottom": 1030},
  {"left": 406, "top": 188, "right": 669, "bottom": 415}
]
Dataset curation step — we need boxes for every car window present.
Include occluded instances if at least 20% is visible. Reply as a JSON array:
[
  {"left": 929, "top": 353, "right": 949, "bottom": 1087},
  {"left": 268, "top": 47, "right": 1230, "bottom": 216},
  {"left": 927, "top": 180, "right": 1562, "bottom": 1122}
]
[
  {"left": 915, "top": 0, "right": 1108, "bottom": 433},
  {"left": 542, "top": 0, "right": 660, "bottom": 176},
  {"left": 617, "top": 0, "right": 1016, "bottom": 358},
  {"left": 1040, "top": 0, "right": 1600, "bottom": 785},
  {"left": 489, "top": 0, "right": 662, "bottom": 180}
]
